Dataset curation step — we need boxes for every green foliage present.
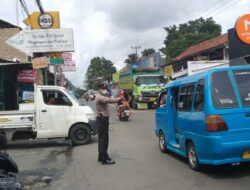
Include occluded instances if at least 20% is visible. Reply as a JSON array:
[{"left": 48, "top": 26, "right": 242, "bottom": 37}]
[
  {"left": 141, "top": 48, "right": 156, "bottom": 57},
  {"left": 75, "top": 87, "right": 86, "bottom": 97},
  {"left": 65, "top": 79, "right": 75, "bottom": 90},
  {"left": 162, "top": 17, "right": 221, "bottom": 64},
  {"left": 85, "top": 57, "right": 116, "bottom": 90},
  {"left": 124, "top": 53, "right": 138, "bottom": 65}
]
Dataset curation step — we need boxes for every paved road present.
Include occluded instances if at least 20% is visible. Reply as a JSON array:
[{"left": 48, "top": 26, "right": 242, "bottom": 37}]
[{"left": 7, "top": 101, "right": 250, "bottom": 190}]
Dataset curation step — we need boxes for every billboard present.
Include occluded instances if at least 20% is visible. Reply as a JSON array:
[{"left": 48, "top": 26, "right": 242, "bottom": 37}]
[{"left": 17, "top": 70, "right": 37, "bottom": 83}]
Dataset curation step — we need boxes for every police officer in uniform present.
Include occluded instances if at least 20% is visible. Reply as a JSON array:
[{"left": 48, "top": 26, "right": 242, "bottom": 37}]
[{"left": 95, "top": 83, "right": 121, "bottom": 165}]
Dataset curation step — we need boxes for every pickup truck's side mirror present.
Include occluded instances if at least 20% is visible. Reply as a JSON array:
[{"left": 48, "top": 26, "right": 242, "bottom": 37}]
[{"left": 68, "top": 101, "right": 73, "bottom": 106}]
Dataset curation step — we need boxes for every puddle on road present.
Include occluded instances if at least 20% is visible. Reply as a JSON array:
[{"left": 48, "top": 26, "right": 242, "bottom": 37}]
[
  {"left": 16, "top": 142, "right": 74, "bottom": 189},
  {"left": 39, "top": 146, "right": 73, "bottom": 165},
  {"left": 18, "top": 169, "right": 54, "bottom": 190}
]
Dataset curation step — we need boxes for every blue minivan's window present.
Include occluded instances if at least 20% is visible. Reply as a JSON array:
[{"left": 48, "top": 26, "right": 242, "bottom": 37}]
[
  {"left": 178, "top": 84, "right": 195, "bottom": 112},
  {"left": 233, "top": 70, "right": 250, "bottom": 107},
  {"left": 194, "top": 80, "right": 205, "bottom": 111},
  {"left": 212, "top": 71, "right": 238, "bottom": 108}
]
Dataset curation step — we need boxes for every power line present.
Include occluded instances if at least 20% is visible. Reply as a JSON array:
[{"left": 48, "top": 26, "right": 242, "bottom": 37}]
[
  {"left": 35, "top": 0, "right": 44, "bottom": 13},
  {"left": 19, "top": 0, "right": 29, "bottom": 17},
  {"left": 186, "top": 0, "right": 229, "bottom": 21},
  {"left": 212, "top": 0, "right": 242, "bottom": 18},
  {"left": 201, "top": 0, "right": 241, "bottom": 19},
  {"left": 200, "top": 0, "right": 229, "bottom": 18}
]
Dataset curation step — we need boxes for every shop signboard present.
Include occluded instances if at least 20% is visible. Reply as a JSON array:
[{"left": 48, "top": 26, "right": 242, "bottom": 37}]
[
  {"left": 23, "top": 11, "right": 60, "bottom": 29},
  {"left": 164, "top": 65, "right": 173, "bottom": 76},
  {"left": 236, "top": 14, "right": 250, "bottom": 44},
  {"left": 60, "top": 60, "right": 76, "bottom": 72},
  {"left": 32, "top": 57, "right": 48, "bottom": 69},
  {"left": 228, "top": 14, "right": 250, "bottom": 66},
  {"left": 17, "top": 70, "right": 37, "bottom": 83},
  {"left": 22, "top": 91, "right": 34, "bottom": 101},
  {"left": 61, "top": 52, "right": 72, "bottom": 61},
  {"left": 49, "top": 58, "right": 64, "bottom": 65},
  {"left": 6, "top": 28, "right": 74, "bottom": 57},
  {"left": 60, "top": 52, "right": 75, "bottom": 71}
]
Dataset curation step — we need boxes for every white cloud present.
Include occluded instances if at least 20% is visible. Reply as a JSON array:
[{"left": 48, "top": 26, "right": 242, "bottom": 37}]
[{"left": 0, "top": 0, "right": 248, "bottom": 87}]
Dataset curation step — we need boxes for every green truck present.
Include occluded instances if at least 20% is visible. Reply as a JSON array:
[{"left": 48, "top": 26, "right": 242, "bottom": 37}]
[{"left": 113, "top": 67, "right": 164, "bottom": 109}]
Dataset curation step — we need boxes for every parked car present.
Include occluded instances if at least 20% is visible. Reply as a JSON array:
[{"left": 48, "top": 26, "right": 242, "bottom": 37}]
[{"left": 155, "top": 66, "right": 250, "bottom": 170}]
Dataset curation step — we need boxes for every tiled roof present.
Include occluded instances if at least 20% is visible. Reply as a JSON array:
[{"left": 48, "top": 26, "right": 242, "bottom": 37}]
[{"left": 174, "top": 34, "right": 228, "bottom": 61}]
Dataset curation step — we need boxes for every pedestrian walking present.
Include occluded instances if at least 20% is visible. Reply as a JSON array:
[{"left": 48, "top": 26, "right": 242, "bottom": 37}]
[{"left": 95, "top": 83, "right": 121, "bottom": 165}]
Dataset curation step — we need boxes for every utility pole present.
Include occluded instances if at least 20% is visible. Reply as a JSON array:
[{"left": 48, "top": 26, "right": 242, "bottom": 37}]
[
  {"left": 15, "top": 0, "right": 19, "bottom": 26},
  {"left": 131, "top": 35, "right": 141, "bottom": 58}
]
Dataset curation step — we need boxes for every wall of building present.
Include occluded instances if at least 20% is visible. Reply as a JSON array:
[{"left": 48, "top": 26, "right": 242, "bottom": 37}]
[
  {"left": 0, "top": 67, "right": 3, "bottom": 110},
  {"left": 0, "top": 28, "right": 28, "bottom": 63},
  {"left": 138, "top": 52, "right": 165, "bottom": 68}
]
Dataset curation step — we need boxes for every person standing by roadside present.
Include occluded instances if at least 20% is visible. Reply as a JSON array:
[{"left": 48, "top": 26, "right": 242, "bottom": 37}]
[{"left": 95, "top": 83, "right": 121, "bottom": 165}]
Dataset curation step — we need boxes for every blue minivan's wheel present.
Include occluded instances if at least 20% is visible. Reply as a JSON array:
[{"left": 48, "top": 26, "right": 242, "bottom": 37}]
[
  {"left": 159, "top": 131, "right": 167, "bottom": 153},
  {"left": 187, "top": 141, "right": 201, "bottom": 171}
]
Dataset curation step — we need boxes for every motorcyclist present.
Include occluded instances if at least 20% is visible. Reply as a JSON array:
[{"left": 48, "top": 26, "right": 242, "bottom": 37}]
[{"left": 117, "top": 91, "right": 131, "bottom": 115}]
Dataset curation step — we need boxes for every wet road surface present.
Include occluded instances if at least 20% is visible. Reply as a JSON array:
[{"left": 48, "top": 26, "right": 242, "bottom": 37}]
[{"left": 7, "top": 101, "right": 250, "bottom": 190}]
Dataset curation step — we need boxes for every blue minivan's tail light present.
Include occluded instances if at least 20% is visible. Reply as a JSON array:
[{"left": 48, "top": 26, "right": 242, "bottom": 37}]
[{"left": 206, "top": 115, "right": 228, "bottom": 132}]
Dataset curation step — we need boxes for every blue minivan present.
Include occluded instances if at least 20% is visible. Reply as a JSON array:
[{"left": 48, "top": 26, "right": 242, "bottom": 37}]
[{"left": 155, "top": 66, "right": 250, "bottom": 170}]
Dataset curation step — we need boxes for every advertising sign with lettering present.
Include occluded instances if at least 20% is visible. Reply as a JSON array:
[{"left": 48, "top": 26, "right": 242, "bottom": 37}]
[
  {"left": 23, "top": 11, "right": 60, "bottom": 29},
  {"left": 32, "top": 57, "right": 48, "bottom": 69},
  {"left": 236, "top": 14, "right": 250, "bottom": 44},
  {"left": 60, "top": 60, "right": 76, "bottom": 72},
  {"left": 6, "top": 29, "right": 74, "bottom": 56},
  {"left": 17, "top": 70, "right": 37, "bottom": 83}
]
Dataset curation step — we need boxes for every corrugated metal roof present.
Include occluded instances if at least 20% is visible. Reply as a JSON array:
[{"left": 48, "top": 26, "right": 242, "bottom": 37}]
[{"left": 0, "top": 19, "right": 20, "bottom": 29}]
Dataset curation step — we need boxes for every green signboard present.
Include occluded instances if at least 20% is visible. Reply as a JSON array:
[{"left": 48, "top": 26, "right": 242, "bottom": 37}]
[{"left": 49, "top": 58, "right": 64, "bottom": 65}]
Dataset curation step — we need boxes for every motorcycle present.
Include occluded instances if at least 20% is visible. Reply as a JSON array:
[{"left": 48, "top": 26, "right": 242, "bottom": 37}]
[
  {"left": 118, "top": 105, "right": 131, "bottom": 121},
  {"left": 0, "top": 134, "right": 22, "bottom": 189}
]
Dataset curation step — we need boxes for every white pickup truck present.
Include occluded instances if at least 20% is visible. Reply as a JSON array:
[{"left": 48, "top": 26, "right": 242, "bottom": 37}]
[{"left": 0, "top": 85, "right": 97, "bottom": 145}]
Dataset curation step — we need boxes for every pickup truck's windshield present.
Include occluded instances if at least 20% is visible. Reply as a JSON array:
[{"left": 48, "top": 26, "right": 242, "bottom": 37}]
[
  {"left": 137, "top": 76, "right": 163, "bottom": 86},
  {"left": 65, "top": 90, "right": 82, "bottom": 105}
]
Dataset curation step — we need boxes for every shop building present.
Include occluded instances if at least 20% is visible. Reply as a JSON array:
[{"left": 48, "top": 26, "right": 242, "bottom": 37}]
[
  {"left": 169, "top": 34, "right": 229, "bottom": 79},
  {"left": 0, "top": 19, "right": 33, "bottom": 111},
  {"left": 172, "top": 34, "right": 228, "bottom": 73}
]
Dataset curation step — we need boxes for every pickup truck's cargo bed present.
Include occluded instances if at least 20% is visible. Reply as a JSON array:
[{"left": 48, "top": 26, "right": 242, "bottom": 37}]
[{"left": 0, "top": 111, "right": 34, "bottom": 128}]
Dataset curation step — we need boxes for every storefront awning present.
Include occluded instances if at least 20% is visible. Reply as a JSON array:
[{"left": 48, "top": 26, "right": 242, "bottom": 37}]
[{"left": 0, "top": 62, "right": 31, "bottom": 66}]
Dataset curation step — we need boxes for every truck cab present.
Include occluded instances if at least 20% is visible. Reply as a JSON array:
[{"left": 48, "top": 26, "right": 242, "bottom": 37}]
[
  {"left": 132, "top": 74, "right": 164, "bottom": 109},
  {"left": 118, "top": 67, "right": 164, "bottom": 109}
]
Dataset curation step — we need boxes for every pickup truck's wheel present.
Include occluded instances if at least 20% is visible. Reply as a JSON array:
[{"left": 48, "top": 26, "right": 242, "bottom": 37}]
[{"left": 69, "top": 124, "right": 91, "bottom": 145}]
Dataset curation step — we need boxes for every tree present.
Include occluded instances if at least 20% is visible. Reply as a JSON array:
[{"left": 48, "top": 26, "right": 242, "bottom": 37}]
[
  {"left": 85, "top": 57, "right": 116, "bottom": 90},
  {"left": 124, "top": 53, "right": 138, "bottom": 65},
  {"left": 65, "top": 79, "right": 75, "bottom": 90},
  {"left": 75, "top": 87, "right": 86, "bottom": 97},
  {"left": 162, "top": 17, "right": 222, "bottom": 64},
  {"left": 141, "top": 48, "right": 155, "bottom": 57}
]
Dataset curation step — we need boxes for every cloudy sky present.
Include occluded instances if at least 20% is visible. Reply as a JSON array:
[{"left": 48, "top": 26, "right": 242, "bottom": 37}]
[{"left": 0, "top": 0, "right": 249, "bottom": 87}]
